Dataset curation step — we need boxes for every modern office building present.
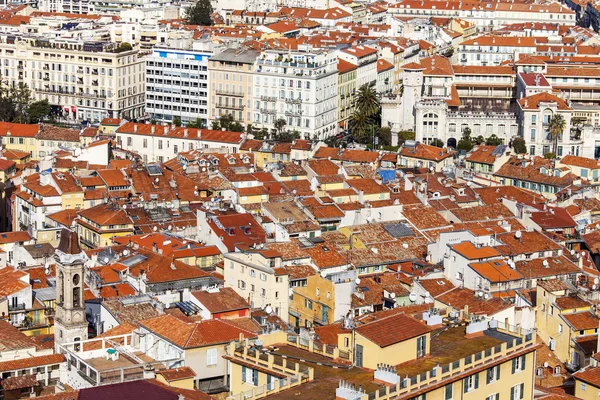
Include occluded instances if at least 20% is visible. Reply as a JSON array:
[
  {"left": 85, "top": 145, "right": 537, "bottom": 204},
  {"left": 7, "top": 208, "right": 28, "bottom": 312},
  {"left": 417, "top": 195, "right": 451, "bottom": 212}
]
[{"left": 146, "top": 48, "right": 211, "bottom": 127}]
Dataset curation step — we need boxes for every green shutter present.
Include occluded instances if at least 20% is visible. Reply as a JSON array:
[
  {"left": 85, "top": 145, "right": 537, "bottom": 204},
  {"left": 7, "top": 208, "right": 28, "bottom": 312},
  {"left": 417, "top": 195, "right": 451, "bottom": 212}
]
[
  {"left": 521, "top": 354, "right": 526, "bottom": 370},
  {"left": 519, "top": 383, "right": 524, "bottom": 399},
  {"left": 510, "top": 386, "right": 515, "bottom": 400},
  {"left": 495, "top": 394, "right": 499, "bottom": 400},
  {"left": 242, "top": 366, "right": 247, "bottom": 382},
  {"left": 512, "top": 359, "right": 516, "bottom": 374},
  {"left": 464, "top": 378, "right": 469, "bottom": 393},
  {"left": 496, "top": 365, "right": 500, "bottom": 380},
  {"left": 474, "top": 373, "right": 479, "bottom": 390},
  {"left": 445, "top": 384, "right": 452, "bottom": 400},
  {"left": 253, "top": 369, "right": 258, "bottom": 386},
  {"left": 486, "top": 369, "right": 491, "bottom": 384}
]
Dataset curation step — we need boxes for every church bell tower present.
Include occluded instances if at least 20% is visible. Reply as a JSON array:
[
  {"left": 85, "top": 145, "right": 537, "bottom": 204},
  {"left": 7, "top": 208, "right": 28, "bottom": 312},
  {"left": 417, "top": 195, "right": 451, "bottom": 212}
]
[{"left": 54, "top": 228, "right": 88, "bottom": 352}]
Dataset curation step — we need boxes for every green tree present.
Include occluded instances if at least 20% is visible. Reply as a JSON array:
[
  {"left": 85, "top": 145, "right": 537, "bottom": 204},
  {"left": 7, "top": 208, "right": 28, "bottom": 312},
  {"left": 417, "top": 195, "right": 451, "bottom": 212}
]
[
  {"left": 11, "top": 83, "right": 31, "bottom": 123},
  {"left": 211, "top": 120, "right": 220, "bottom": 130},
  {"left": 485, "top": 134, "right": 502, "bottom": 146},
  {"left": 274, "top": 118, "right": 287, "bottom": 137},
  {"left": 544, "top": 152, "right": 556, "bottom": 159},
  {"left": 27, "top": 99, "right": 50, "bottom": 123},
  {"left": 378, "top": 127, "right": 392, "bottom": 147},
  {"left": 431, "top": 138, "right": 444, "bottom": 147},
  {"left": 187, "top": 117, "right": 205, "bottom": 128},
  {"left": 350, "top": 84, "right": 381, "bottom": 144},
  {"left": 115, "top": 42, "right": 133, "bottom": 52},
  {"left": 229, "top": 121, "right": 244, "bottom": 132},
  {"left": 185, "top": 0, "right": 213, "bottom": 26},
  {"left": 172, "top": 116, "right": 182, "bottom": 127},
  {"left": 511, "top": 137, "right": 527, "bottom": 154},
  {"left": 548, "top": 114, "right": 566, "bottom": 154},
  {"left": 457, "top": 127, "right": 474, "bottom": 152}
]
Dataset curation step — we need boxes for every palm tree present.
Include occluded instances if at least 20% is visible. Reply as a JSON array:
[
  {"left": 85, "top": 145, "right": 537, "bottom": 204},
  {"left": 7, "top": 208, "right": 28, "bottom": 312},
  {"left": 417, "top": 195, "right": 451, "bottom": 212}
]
[
  {"left": 548, "top": 114, "right": 566, "bottom": 155},
  {"left": 354, "top": 84, "right": 380, "bottom": 118}
]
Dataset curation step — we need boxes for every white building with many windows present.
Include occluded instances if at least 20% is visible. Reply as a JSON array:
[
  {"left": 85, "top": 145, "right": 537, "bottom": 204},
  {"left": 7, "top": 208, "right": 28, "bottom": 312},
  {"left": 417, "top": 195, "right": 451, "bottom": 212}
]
[
  {"left": 0, "top": 34, "right": 145, "bottom": 123},
  {"left": 252, "top": 49, "right": 339, "bottom": 141},
  {"left": 146, "top": 48, "right": 211, "bottom": 127}
]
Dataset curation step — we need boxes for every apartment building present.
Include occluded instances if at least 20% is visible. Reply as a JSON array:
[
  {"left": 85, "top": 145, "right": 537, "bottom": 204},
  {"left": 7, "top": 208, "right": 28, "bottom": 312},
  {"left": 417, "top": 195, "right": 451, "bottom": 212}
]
[
  {"left": 252, "top": 49, "right": 339, "bottom": 140},
  {"left": 388, "top": 0, "right": 575, "bottom": 29},
  {"left": 115, "top": 122, "right": 246, "bottom": 163},
  {"left": 0, "top": 34, "right": 145, "bottom": 123},
  {"left": 146, "top": 48, "right": 211, "bottom": 126},
  {"left": 208, "top": 48, "right": 259, "bottom": 126},
  {"left": 337, "top": 59, "right": 357, "bottom": 132}
]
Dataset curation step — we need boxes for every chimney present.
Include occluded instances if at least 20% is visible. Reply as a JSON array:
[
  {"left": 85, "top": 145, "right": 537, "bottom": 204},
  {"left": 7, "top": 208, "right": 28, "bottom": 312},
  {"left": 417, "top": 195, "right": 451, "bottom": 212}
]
[
  {"left": 151, "top": 126, "right": 155, "bottom": 135},
  {"left": 164, "top": 126, "right": 169, "bottom": 135},
  {"left": 134, "top": 124, "right": 138, "bottom": 133},
  {"left": 184, "top": 128, "right": 188, "bottom": 137}
]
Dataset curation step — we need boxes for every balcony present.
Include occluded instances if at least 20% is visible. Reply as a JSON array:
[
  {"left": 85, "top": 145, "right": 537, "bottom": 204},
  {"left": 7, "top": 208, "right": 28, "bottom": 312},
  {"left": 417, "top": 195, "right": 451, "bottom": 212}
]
[
  {"left": 260, "top": 108, "right": 277, "bottom": 115},
  {"left": 261, "top": 95, "right": 277, "bottom": 102},
  {"left": 8, "top": 303, "right": 26, "bottom": 312},
  {"left": 285, "top": 98, "right": 302, "bottom": 104},
  {"left": 79, "top": 236, "right": 97, "bottom": 249},
  {"left": 215, "top": 89, "right": 244, "bottom": 97},
  {"left": 285, "top": 110, "right": 303, "bottom": 117},
  {"left": 216, "top": 103, "right": 245, "bottom": 110}
]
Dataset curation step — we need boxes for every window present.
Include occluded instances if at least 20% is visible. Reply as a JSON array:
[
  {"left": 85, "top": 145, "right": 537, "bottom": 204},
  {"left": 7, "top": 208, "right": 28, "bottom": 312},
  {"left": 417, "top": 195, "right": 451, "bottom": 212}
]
[
  {"left": 486, "top": 394, "right": 499, "bottom": 400},
  {"left": 249, "top": 269, "right": 256, "bottom": 278},
  {"left": 316, "top": 288, "right": 320, "bottom": 296},
  {"left": 558, "top": 324, "right": 563, "bottom": 334},
  {"left": 512, "top": 354, "right": 526, "bottom": 374},
  {"left": 581, "top": 382, "right": 587, "bottom": 391},
  {"left": 444, "top": 383, "right": 453, "bottom": 400},
  {"left": 554, "top": 366, "right": 561, "bottom": 375},
  {"left": 260, "top": 273, "right": 267, "bottom": 281},
  {"left": 417, "top": 336, "right": 426, "bottom": 358},
  {"left": 536, "top": 367, "right": 543, "bottom": 377},
  {"left": 242, "top": 366, "right": 258, "bottom": 386},
  {"left": 486, "top": 365, "right": 500, "bottom": 384},
  {"left": 238, "top": 280, "right": 246, "bottom": 289},
  {"left": 305, "top": 299, "right": 312, "bottom": 310},
  {"left": 463, "top": 373, "right": 479, "bottom": 393},
  {"left": 207, "top": 348, "right": 218, "bottom": 366},
  {"left": 261, "top": 288, "right": 266, "bottom": 297},
  {"left": 550, "top": 306, "right": 554, "bottom": 315},
  {"left": 510, "top": 383, "right": 525, "bottom": 400},
  {"left": 143, "top": 139, "right": 147, "bottom": 148},
  {"left": 344, "top": 337, "right": 350, "bottom": 348}
]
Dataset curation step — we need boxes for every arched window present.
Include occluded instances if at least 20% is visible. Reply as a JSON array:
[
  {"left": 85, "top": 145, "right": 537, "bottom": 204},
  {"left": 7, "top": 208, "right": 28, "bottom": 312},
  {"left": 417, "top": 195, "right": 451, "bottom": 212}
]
[{"left": 58, "top": 271, "right": 64, "bottom": 304}]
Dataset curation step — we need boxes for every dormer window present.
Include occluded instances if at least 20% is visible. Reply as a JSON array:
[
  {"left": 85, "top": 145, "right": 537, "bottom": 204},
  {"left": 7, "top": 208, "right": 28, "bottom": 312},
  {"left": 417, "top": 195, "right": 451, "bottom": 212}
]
[
  {"left": 241, "top": 226, "right": 251, "bottom": 235},
  {"left": 243, "top": 156, "right": 250, "bottom": 164},
  {"left": 228, "top": 157, "right": 236, "bottom": 165},
  {"left": 212, "top": 159, "right": 219, "bottom": 165},
  {"left": 227, "top": 227, "right": 235, "bottom": 235}
]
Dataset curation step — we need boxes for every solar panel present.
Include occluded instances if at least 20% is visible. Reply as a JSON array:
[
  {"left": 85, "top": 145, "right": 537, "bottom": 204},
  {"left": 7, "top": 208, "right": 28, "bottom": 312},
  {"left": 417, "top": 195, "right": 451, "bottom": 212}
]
[
  {"left": 384, "top": 223, "right": 414, "bottom": 238},
  {"left": 146, "top": 164, "right": 163, "bottom": 176},
  {"left": 120, "top": 254, "right": 148, "bottom": 267},
  {"left": 146, "top": 207, "right": 170, "bottom": 221},
  {"left": 491, "top": 145, "right": 508, "bottom": 157},
  {"left": 298, "top": 237, "right": 314, "bottom": 248}
]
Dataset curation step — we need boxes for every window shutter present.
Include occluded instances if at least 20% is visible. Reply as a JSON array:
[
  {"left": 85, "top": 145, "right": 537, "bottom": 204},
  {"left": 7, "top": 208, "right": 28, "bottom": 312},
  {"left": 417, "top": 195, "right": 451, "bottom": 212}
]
[
  {"left": 445, "top": 384, "right": 452, "bottom": 400},
  {"left": 474, "top": 373, "right": 479, "bottom": 390},
  {"left": 253, "top": 369, "right": 258, "bottom": 386},
  {"left": 487, "top": 369, "right": 491, "bottom": 384},
  {"left": 512, "top": 359, "right": 516, "bottom": 374},
  {"left": 510, "top": 386, "right": 515, "bottom": 400},
  {"left": 242, "top": 366, "right": 247, "bottom": 382},
  {"left": 464, "top": 378, "right": 469, "bottom": 393},
  {"left": 521, "top": 354, "right": 526, "bottom": 370},
  {"left": 496, "top": 365, "right": 500, "bottom": 380},
  {"left": 495, "top": 394, "right": 499, "bottom": 400},
  {"left": 519, "top": 383, "right": 524, "bottom": 399}
]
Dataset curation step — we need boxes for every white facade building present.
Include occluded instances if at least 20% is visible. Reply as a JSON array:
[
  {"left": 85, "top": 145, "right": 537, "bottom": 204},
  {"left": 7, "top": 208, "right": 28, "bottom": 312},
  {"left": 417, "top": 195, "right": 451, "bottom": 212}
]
[
  {"left": 146, "top": 48, "right": 211, "bottom": 126},
  {"left": 252, "top": 50, "right": 339, "bottom": 141}
]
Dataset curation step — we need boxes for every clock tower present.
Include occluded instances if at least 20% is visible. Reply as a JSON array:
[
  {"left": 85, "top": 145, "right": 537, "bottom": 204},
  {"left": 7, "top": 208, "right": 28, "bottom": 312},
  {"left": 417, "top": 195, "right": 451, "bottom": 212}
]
[{"left": 54, "top": 228, "right": 88, "bottom": 352}]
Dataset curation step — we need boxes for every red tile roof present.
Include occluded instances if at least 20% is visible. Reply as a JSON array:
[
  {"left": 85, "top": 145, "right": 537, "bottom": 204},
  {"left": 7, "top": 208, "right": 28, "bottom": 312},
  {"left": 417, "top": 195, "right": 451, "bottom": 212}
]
[{"left": 355, "top": 313, "right": 432, "bottom": 347}]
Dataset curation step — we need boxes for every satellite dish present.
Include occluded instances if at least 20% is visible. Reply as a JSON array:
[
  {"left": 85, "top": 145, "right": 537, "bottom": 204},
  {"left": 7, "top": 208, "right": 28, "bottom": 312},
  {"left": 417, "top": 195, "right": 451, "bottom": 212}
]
[
  {"left": 515, "top": 230, "right": 522, "bottom": 239},
  {"left": 477, "top": 291, "right": 483, "bottom": 297},
  {"left": 582, "top": 251, "right": 586, "bottom": 257},
  {"left": 425, "top": 255, "right": 431, "bottom": 262},
  {"left": 355, "top": 278, "right": 361, "bottom": 285},
  {"left": 483, "top": 293, "right": 490, "bottom": 300},
  {"left": 425, "top": 291, "right": 431, "bottom": 298},
  {"left": 390, "top": 292, "right": 396, "bottom": 298},
  {"left": 288, "top": 288, "right": 294, "bottom": 297},
  {"left": 409, "top": 292, "right": 417, "bottom": 302},
  {"left": 103, "top": 257, "right": 109, "bottom": 264},
  {"left": 593, "top": 285, "right": 597, "bottom": 290},
  {"left": 168, "top": 225, "right": 173, "bottom": 231},
  {"left": 571, "top": 249, "right": 576, "bottom": 255},
  {"left": 153, "top": 226, "right": 158, "bottom": 232},
  {"left": 265, "top": 305, "right": 273, "bottom": 314},
  {"left": 595, "top": 278, "right": 599, "bottom": 285},
  {"left": 194, "top": 191, "right": 199, "bottom": 196},
  {"left": 402, "top": 243, "right": 409, "bottom": 249},
  {"left": 123, "top": 249, "right": 130, "bottom": 256},
  {"left": 543, "top": 362, "right": 549, "bottom": 368},
  {"left": 543, "top": 260, "right": 549, "bottom": 267},
  {"left": 123, "top": 204, "right": 127, "bottom": 209},
  {"left": 154, "top": 177, "right": 159, "bottom": 184},
  {"left": 320, "top": 270, "right": 326, "bottom": 278}
]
